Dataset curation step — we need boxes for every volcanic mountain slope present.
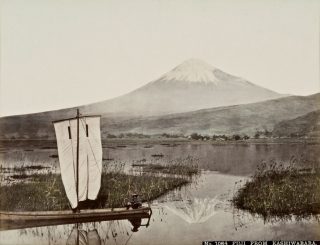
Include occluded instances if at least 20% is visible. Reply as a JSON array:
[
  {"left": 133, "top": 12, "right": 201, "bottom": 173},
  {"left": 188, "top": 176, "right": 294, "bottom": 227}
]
[
  {"left": 101, "top": 93, "right": 320, "bottom": 137},
  {"left": 83, "top": 59, "right": 284, "bottom": 116}
]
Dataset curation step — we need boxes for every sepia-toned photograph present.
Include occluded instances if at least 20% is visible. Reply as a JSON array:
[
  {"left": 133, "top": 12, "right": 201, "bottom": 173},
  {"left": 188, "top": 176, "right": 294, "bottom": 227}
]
[{"left": 0, "top": 0, "right": 319, "bottom": 244}]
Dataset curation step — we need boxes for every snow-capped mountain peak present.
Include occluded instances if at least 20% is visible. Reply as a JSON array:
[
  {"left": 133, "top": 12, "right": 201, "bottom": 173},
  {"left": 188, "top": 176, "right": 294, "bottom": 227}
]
[
  {"left": 83, "top": 58, "right": 283, "bottom": 117},
  {"left": 159, "top": 58, "right": 220, "bottom": 84}
]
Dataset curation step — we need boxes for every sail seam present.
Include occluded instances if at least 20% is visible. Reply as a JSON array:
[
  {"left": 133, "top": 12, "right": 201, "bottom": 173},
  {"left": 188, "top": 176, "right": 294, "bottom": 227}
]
[
  {"left": 80, "top": 118, "right": 101, "bottom": 174},
  {"left": 68, "top": 120, "right": 77, "bottom": 207},
  {"left": 87, "top": 154, "right": 89, "bottom": 200}
]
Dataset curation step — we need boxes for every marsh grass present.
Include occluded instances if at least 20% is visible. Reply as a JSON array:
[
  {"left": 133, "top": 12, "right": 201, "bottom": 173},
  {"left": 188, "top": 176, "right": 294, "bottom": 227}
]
[
  {"left": 151, "top": 154, "right": 164, "bottom": 158},
  {"left": 0, "top": 171, "right": 190, "bottom": 211},
  {"left": 0, "top": 173, "right": 68, "bottom": 211},
  {"left": 138, "top": 163, "right": 199, "bottom": 176},
  {"left": 233, "top": 160, "right": 320, "bottom": 221},
  {"left": 0, "top": 153, "right": 199, "bottom": 211},
  {"left": 132, "top": 156, "right": 200, "bottom": 176},
  {"left": 101, "top": 172, "right": 189, "bottom": 209},
  {"left": 0, "top": 165, "right": 49, "bottom": 173}
]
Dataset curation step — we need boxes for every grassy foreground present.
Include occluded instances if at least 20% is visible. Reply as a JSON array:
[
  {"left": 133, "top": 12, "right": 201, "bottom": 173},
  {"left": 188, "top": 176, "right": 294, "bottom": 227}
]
[
  {"left": 0, "top": 172, "right": 189, "bottom": 211},
  {"left": 233, "top": 162, "right": 320, "bottom": 220}
]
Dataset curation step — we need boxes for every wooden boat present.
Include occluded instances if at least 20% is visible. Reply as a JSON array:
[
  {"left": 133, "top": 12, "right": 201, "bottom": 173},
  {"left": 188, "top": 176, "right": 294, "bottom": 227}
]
[
  {"left": 0, "top": 109, "right": 153, "bottom": 231},
  {"left": 0, "top": 207, "right": 152, "bottom": 231}
]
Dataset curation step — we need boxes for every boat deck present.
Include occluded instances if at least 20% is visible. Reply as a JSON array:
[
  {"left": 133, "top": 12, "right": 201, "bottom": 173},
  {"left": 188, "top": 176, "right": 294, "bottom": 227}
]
[{"left": 0, "top": 207, "right": 152, "bottom": 231}]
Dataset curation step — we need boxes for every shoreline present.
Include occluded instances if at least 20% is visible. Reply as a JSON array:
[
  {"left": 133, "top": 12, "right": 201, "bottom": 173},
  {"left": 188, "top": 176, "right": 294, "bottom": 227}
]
[{"left": 0, "top": 137, "right": 319, "bottom": 149}]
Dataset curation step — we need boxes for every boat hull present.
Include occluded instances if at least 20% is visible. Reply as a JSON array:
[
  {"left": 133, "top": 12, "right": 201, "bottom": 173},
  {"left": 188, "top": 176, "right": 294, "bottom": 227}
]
[{"left": 0, "top": 207, "right": 152, "bottom": 231}]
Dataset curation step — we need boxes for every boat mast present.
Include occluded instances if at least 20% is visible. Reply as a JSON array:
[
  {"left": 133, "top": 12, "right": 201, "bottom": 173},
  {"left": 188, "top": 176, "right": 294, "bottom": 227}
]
[{"left": 76, "top": 109, "right": 80, "bottom": 211}]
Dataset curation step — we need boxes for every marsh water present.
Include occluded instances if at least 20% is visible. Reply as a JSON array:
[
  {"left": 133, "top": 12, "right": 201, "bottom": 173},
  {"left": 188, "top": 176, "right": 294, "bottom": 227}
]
[{"left": 0, "top": 141, "right": 320, "bottom": 244}]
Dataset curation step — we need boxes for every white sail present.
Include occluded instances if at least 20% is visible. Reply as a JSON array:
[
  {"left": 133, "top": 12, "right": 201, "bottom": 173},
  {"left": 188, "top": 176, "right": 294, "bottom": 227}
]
[{"left": 53, "top": 116, "right": 102, "bottom": 209}]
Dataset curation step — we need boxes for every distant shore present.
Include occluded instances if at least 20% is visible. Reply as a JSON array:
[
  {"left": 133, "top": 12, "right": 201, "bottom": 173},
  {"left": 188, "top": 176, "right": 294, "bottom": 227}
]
[{"left": 0, "top": 137, "right": 319, "bottom": 150}]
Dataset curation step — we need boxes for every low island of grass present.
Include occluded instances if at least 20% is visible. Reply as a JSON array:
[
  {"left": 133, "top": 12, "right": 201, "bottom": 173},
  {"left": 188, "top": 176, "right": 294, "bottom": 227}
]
[
  {"left": 233, "top": 162, "right": 320, "bottom": 220},
  {"left": 0, "top": 172, "right": 190, "bottom": 211},
  {"left": 132, "top": 162, "right": 200, "bottom": 176}
]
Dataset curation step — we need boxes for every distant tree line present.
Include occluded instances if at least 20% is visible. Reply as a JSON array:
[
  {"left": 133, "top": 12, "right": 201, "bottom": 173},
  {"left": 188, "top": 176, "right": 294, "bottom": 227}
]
[
  {"left": 105, "top": 129, "right": 277, "bottom": 141},
  {"left": 189, "top": 133, "right": 250, "bottom": 141},
  {"left": 107, "top": 133, "right": 151, "bottom": 139}
]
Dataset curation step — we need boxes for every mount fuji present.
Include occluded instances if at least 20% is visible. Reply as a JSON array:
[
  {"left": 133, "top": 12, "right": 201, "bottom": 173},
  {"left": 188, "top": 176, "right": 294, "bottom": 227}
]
[
  {"left": 0, "top": 58, "right": 293, "bottom": 139},
  {"left": 83, "top": 58, "right": 285, "bottom": 116}
]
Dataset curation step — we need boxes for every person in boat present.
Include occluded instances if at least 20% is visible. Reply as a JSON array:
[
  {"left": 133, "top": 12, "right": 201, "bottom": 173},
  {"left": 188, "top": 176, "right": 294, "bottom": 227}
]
[{"left": 126, "top": 194, "right": 142, "bottom": 209}]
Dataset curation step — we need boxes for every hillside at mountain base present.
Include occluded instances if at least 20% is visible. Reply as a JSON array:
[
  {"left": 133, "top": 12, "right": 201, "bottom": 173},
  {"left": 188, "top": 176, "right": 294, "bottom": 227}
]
[
  {"left": 0, "top": 93, "right": 319, "bottom": 140},
  {"left": 273, "top": 110, "right": 320, "bottom": 138},
  {"left": 101, "top": 93, "right": 320, "bottom": 137}
]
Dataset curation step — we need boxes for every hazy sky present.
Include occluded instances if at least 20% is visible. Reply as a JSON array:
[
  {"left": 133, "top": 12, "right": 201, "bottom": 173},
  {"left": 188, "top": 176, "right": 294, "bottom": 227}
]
[{"left": 1, "top": 0, "right": 319, "bottom": 116}]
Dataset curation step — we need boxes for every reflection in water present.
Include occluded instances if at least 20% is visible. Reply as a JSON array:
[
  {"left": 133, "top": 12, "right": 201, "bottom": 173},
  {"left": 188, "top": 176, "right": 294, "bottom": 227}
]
[
  {"left": 165, "top": 197, "right": 219, "bottom": 224},
  {"left": 1, "top": 172, "right": 320, "bottom": 244},
  {"left": 159, "top": 172, "right": 224, "bottom": 224},
  {"left": 66, "top": 226, "right": 101, "bottom": 245},
  {"left": 9, "top": 216, "right": 151, "bottom": 245},
  {"left": 128, "top": 218, "right": 142, "bottom": 232}
]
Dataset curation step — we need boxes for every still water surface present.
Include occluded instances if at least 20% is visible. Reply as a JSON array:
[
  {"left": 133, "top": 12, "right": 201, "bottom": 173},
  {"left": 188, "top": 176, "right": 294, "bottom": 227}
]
[
  {"left": 1, "top": 142, "right": 319, "bottom": 174},
  {"left": 0, "top": 142, "right": 319, "bottom": 244}
]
